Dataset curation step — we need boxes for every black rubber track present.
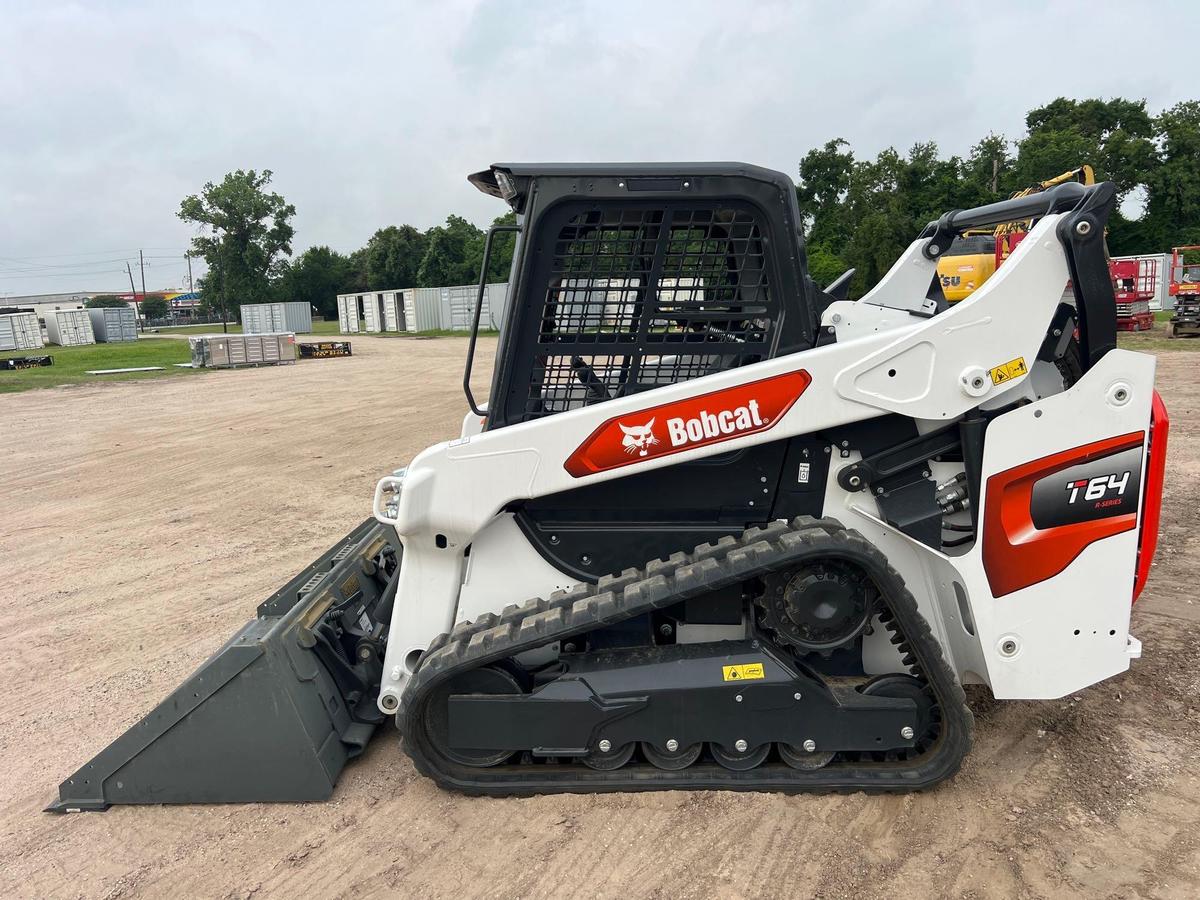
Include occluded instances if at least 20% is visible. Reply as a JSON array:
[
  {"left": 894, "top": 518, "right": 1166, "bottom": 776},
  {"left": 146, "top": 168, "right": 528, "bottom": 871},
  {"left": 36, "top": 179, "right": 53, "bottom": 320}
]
[{"left": 398, "top": 517, "right": 973, "bottom": 795}]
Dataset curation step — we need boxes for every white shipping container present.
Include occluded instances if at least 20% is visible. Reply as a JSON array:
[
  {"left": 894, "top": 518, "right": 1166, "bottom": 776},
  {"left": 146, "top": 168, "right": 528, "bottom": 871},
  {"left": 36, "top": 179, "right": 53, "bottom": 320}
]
[
  {"left": 0, "top": 312, "right": 44, "bottom": 351},
  {"left": 337, "top": 294, "right": 361, "bottom": 333},
  {"left": 88, "top": 306, "right": 138, "bottom": 342},
  {"left": 444, "top": 285, "right": 477, "bottom": 331},
  {"left": 441, "top": 282, "right": 511, "bottom": 332},
  {"left": 404, "top": 288, "right": 444, "bottom": 332},
  {"left": 240, "top": 302, "right": 313, "bottom": 334},
  {"left": 44, "top": 309, "right": 95, "bottom": 346},
  {"left": 486, "top": 282, "right": 509, "bottom": 331},
  {"left": 363, "top": 293, "right": 384, "bottom": 333}
]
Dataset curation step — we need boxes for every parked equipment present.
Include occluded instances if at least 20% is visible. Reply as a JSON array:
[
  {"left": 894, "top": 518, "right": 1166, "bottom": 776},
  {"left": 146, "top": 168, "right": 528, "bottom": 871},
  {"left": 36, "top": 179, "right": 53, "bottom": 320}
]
[
  {"left": 298, "top": 341, "right": 352, "bottom": 359},
  {"left": 1, "top": 355, "right": 53, "bottom": 370},
  {"left": 87, "top": 306, "right": 138, "bottom": 342},
  {"left": 188, "top": 333, "right": 296, "bottom": 368},
  {"left": 43, "top": 309, "right": 95, "bottom": 346},
  {"left": 0, "top": 312, "right": 43, "bottom": 351},
  {"left": 1111, "top": 257, "right": 1157, "bottom": 332},
  {"left": 1168, "top": 245, "right": 1200, "bottom": 338},
  {"left": 49, "top": 163, "right": 1166, "bottom": 812},
  {"left": 936, "top": 166, "right": 1095, "bottom": 302}
]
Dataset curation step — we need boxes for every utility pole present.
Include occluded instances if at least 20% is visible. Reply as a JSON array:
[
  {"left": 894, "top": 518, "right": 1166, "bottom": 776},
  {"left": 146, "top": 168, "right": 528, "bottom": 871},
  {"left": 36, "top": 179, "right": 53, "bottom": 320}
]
[
  {"left": 139, "top": 248, "right": 148, "bottom": 306},
  {"left": 213, "top": 225, "right": 228, "bottom": 333},
  {"left": 126, "top": 261, "right": 141, "bottom": 332},
  {"left": 185, "top": 252, "right": 194, "bottom": 325}
]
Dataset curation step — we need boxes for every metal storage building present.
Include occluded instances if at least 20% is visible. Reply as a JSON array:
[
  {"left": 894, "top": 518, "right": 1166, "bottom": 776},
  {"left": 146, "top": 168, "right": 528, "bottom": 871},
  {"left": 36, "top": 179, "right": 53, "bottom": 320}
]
[
  {"left": 87, "top": 306, "right": 138, "bottom": 342},
  {"left": 240, "top": 302, "right": 313, "bottom": 335},
  {"left": 44, "top": 309, "right": 95, "bottom": 346},
  {"left": 0, "top": 312, "right": 44, "bottom": 351}
]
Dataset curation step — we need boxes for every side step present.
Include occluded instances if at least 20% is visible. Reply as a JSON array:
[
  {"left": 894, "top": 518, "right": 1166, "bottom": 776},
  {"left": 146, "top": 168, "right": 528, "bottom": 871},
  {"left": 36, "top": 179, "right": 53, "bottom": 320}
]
[{"left": 46, "top": 518, "right": 400, "bottom": 812}]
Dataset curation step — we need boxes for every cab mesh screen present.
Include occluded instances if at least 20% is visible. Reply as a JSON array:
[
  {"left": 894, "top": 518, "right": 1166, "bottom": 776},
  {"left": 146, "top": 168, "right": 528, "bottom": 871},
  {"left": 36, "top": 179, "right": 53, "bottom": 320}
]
[{"left": 519, "top": 203, "right": 778, "bottom": 421}]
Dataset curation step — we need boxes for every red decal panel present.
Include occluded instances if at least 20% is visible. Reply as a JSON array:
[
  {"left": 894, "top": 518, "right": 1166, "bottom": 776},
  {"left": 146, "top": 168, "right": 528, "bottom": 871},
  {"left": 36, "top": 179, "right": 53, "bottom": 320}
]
[
  {"left": 1133, "top": 391, "right": 1169, "bottom": 602},
  {"left": 563, "top": 371, "right": 811, "bottom": 478},
  {"left": 982, "top": 431, "right": 1145, "bottom": 598}
]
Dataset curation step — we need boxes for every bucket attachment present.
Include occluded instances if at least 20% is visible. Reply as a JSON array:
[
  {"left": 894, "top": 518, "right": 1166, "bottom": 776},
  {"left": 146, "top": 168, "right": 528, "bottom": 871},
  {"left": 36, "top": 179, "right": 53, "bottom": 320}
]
[{"left": 47, "top": 519, "right": 400, "bottom": 812}]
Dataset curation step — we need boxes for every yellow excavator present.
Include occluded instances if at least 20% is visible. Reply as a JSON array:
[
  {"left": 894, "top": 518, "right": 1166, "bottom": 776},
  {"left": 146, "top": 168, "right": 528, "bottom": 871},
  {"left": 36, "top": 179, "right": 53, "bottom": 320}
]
[{"left": 937, "top": 165, "right": 1095, "bottom": 302}]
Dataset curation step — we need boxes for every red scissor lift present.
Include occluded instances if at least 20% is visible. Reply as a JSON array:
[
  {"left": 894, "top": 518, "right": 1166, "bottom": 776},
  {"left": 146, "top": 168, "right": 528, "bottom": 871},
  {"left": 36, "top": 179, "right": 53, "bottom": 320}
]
[{"left": 1111, "top": 257, "right": 1157, "bottom": 332}]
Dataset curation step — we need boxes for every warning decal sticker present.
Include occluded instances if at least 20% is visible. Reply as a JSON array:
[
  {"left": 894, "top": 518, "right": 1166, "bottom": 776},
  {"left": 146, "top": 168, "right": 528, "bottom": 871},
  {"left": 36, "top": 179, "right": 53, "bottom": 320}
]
[
  {"left": 989, "top": 356, "right": 1028, "bottom": 385},
  {"left": 722, "top": 662, "right": 765, "bottom": 682}
]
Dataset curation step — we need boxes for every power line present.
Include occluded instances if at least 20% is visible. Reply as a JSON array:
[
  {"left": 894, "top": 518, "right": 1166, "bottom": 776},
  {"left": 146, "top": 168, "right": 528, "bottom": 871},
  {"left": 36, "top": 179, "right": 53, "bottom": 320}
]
[
  {"left": 0, "top": 257, "right": 140, "bottom": 273},
  {"left": 0, "top": 247, "right": 189, "bottom": 262},
  {"left": 0, "top": 269, "right": 131, "bottom": 280}
]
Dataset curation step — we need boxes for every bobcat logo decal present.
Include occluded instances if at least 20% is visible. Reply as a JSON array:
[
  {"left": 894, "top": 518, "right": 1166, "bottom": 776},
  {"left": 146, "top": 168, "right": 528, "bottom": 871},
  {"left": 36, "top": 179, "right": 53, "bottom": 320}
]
[{"left": 619, "top": 418, "right": 659, "bottom": 457}]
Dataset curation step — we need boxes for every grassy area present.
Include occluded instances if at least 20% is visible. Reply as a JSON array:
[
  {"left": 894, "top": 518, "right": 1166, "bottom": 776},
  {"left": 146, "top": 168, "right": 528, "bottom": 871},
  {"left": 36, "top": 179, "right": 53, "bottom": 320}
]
[
  {"left": 376, "top": 328, "right": 500, "bottom": 338},
  {"left": 148, "top": 322, "right": 243, "bottom": 335},
  {"left": 146, "top": 321, "right": 405, "bottom": 337},
  {"left": 0, "top": 339, "right": 203, "bottom": 394},
  {"left": 1118, "top": 317, "right": 1200, "bottom": 354}
]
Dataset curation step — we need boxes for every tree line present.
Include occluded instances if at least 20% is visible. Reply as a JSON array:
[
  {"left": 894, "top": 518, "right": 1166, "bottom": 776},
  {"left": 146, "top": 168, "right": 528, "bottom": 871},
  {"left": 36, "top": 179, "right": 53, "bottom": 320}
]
[
  {"left": 799, "top": 97, "right": 1200, "bottom": 295},
  {"left": 174, "top": 96, "right": 1198, "bottom": 319},
  {"left": 176, "top": 170, "right": 516, "bottom": 320}
]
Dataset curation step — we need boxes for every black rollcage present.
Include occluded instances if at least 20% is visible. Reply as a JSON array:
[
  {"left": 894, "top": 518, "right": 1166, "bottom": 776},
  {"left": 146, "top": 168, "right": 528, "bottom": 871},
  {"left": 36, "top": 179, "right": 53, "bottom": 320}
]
[{"left": 465, "top": 166, "right": 1119, "bottom": 428}]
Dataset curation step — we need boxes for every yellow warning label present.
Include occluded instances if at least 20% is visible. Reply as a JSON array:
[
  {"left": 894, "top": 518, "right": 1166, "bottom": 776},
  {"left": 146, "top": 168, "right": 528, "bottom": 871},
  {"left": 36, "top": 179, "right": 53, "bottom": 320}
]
[
  {"left": 722, "top": 662, "right": 765, "bottom": 682},
  {"left": 989, "top": 356, "right": 1028, "bottom": 385}
]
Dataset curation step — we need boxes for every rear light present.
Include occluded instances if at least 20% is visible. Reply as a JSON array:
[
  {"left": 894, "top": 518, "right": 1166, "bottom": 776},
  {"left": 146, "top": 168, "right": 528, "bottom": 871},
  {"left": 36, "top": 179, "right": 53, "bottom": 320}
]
[{"left": 1133, "top": 391, "right": 1169, "bottom": 602}]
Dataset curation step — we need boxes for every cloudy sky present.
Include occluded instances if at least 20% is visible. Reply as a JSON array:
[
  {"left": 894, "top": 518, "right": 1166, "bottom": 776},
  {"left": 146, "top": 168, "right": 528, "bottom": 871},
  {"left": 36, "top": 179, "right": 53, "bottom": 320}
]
[{"left": 1, "top": 0, "right": 1196, "bottom": 297}]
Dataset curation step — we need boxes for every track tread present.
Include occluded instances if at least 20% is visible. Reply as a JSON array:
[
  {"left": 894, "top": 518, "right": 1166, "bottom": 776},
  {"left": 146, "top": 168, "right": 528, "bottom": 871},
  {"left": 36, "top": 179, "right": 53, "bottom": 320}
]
[{"left": 399, "top": 516, "right": 973, "bottom": 796}]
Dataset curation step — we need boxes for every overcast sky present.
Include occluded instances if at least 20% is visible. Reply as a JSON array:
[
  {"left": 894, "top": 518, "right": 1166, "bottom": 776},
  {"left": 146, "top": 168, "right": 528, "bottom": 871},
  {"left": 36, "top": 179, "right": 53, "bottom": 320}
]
[{"left": 2, "top": 0, "right": 1196, "bottom": 297}]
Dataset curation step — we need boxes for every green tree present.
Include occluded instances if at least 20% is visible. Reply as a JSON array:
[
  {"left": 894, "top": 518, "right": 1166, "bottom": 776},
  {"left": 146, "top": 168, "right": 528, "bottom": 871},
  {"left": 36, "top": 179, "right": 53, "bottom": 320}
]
[
  {"left": 416, "top": 215, "right": 485, "bottom": 286},
  {"left": 345, "top": 247, "right": 370, "bottom": 293},
  {"left": 178, "top": 169, "right": 296, "bottom": 323},
  {"left": 961, "top": 133, "right": 1014, "bottom": 202},
  {"left": 141, "top": 295, "right": 169, "bottom": 320},
  {"left": 483, "top": 212, "right": 518, "bottom": 280},
  {"left": 1141, "top": 101, "right": 1200, "bottom": 249},
  {"left": 805, "top": 244, "right": 850, "bottom": 290},
  {"left": 365, "top": 225, "right": 428, "bottom": 289},
  {"left": 796, "top": 139, "right": 855, "bottom": 247},
  {"left": 1016, "top": 97, "right": 1155, "bottom": 195},
  {"left": 274, "top": 246, "right": 355, "bottom": 318},
  {"left": 85, "top": 294, "right": 130, "bottom": 308}
]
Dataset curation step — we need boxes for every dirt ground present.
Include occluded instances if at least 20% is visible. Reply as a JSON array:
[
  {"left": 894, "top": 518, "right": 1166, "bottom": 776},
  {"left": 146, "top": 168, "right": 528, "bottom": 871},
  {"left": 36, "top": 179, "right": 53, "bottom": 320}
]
[{"left": 1, "top": 334, "right": 1198, "bottom": 900}]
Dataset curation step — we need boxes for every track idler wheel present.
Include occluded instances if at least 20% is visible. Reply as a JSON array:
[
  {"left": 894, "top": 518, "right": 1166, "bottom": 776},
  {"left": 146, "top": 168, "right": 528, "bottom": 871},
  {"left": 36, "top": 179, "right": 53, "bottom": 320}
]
[
  {"left": 582, "top": 741, "right": 636, "bottom": 771},
  {"left": 710, "top": 742, "right": 770, "bottom": 771},
  {"left": 424, "top": 666, "right": 524, "bottom": 767},
  {"left": 641, "top": 740, "right": 702, "bottom": 770},
  {"left": 860, "top": 673, "right": 937, "bottom": 757},
  {"left": 778, "top": 742, "right": 836, "bottom": 770}
]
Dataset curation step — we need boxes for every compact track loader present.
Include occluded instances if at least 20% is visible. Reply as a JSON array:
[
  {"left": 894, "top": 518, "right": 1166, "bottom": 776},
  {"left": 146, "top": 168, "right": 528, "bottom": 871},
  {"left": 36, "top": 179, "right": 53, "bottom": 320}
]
[{"left": 49, "top": 163, "right": 1168, "bottom": 811}]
